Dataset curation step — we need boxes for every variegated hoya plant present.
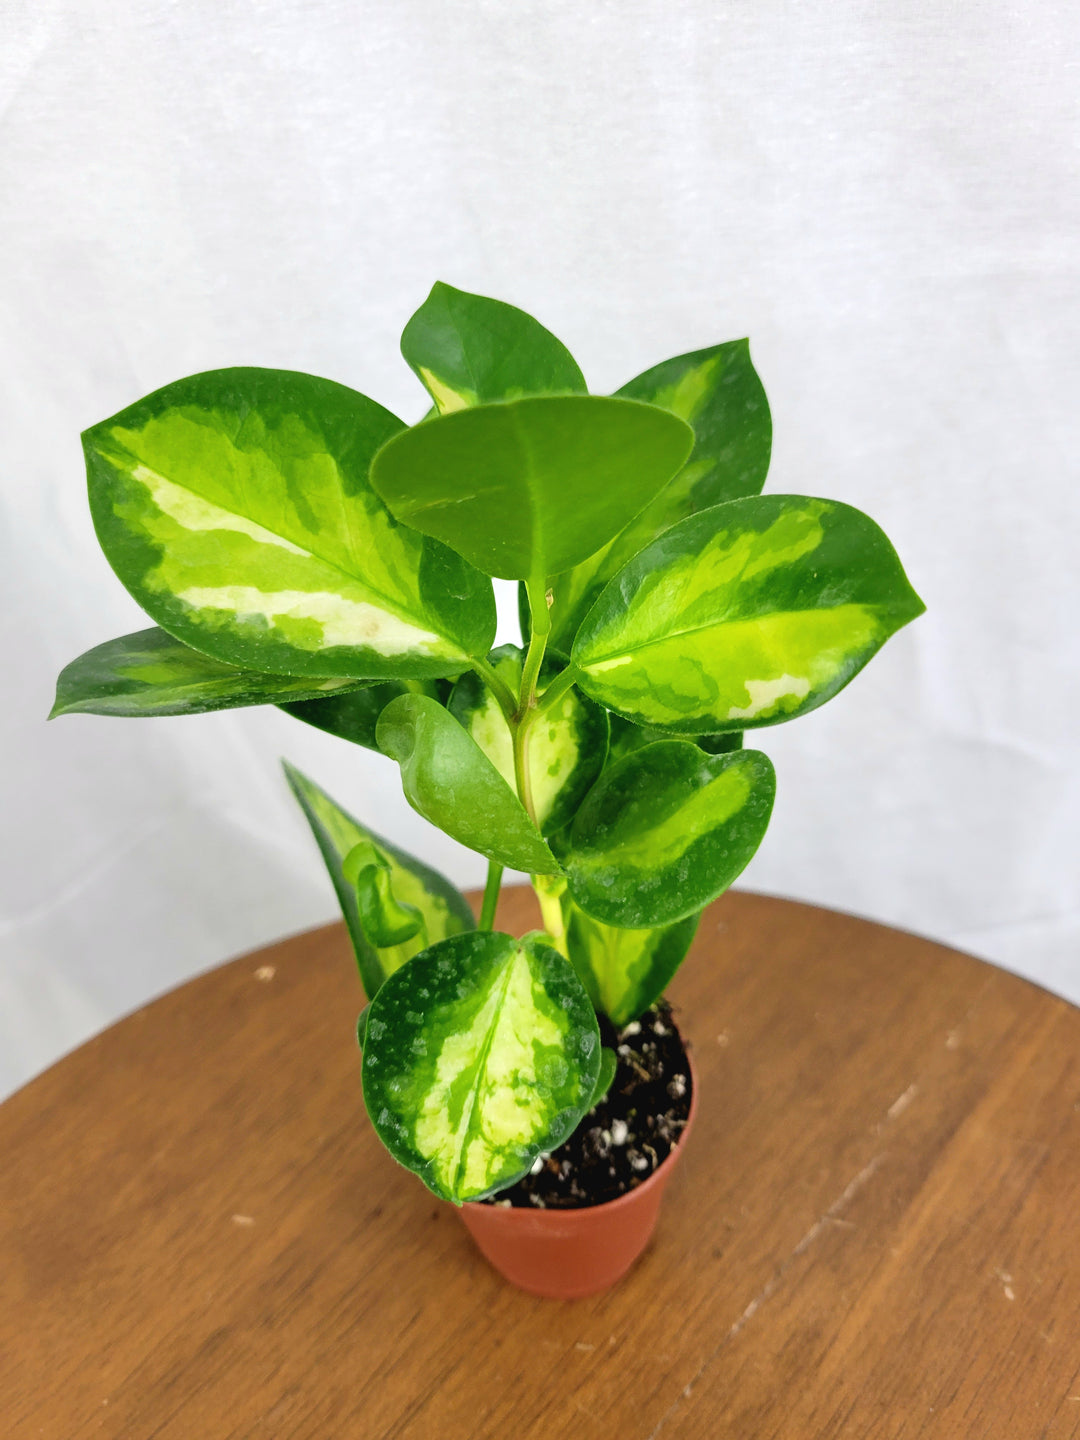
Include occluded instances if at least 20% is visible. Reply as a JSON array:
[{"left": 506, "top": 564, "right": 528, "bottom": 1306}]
[{"left": 53, "top": 283, "right": 924, "bottom": 1206}]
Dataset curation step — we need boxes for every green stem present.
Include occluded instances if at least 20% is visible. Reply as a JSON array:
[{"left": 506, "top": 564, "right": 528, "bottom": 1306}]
[
  {"left": 471, "top": 656, "right": 517, "bottom": 721},
  {"left": 479, "top": 860, "right": 503, "bottom": 931},
  {"left": 513, "top": 717, "right": 538, "bottom": 827},
  {"left": 531, "top": 663, "right": 579, "bottom": 720},
  {"left": 516, "top": 575, "right": 551, "bottom": 719}
]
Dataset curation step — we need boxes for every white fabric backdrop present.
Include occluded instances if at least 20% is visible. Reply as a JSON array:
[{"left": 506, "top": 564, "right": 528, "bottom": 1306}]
[{"left": 2, "top": 0, "right": 1077, "bottom": 1098}]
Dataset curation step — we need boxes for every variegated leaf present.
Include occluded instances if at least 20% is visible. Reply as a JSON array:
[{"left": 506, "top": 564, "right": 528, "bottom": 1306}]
[
  {"left": 573, "top": 496, "right": 925, "bottom": 734},
  {"left": 369, "top": 395, "right": 693, "bottom": 585},
  {"left": 401, "top": 281, "right": 586, "bottom": 414},
  {"left": 589, "top": 1047, "right": 619, "bottom": 1108},
  {"left": 362, "top": 931, "right": 600, "bottom": 1202},
  {"left": 343, "top": 841, "right": 423, "bottom": 947},
  {"left": 606, "top": 712, "right": 742, "bottom": 767},
  {"left": 375, "top": 694, "right": 560, "bottom": 874},
  {"left": 283, "top": 761, "right": 475, "bottom": 999},
  {"left": 50, "top": 626, "right": 366, "bottom": 719},
  {"left": 280, "top": 679, "right": 448, "bottom": 752},
  {"left": 84, "top": 367, "right": 496, "bottom": 681},
  {"left": 565, "top": 742, "right": 775, "bottom": 928},
  {"left": 548, "top": 339, "right": 771, "bottom": 649},
  {"left": 448, "top": 645, "right": 609, "bottom": 836},
  {"left": 563, "top": 893, "right": 701, "bottom": 1026}
]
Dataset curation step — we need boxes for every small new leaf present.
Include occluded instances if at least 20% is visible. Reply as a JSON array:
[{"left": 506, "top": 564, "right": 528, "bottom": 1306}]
[
  {"left": 376, "top": 694, "right": 560, "bottom": 874},
  {"left": 565, "top": 742, "right": 776, "bottom": 929},
  {"left": 362, "top": 930, "right": 600, "bottom": 1203},
  {"left": 588, "top": 1047, "right": 619, "bottom": 1110},
  {"left": 401, "top": 281, "right": 586, "bottom": 413},
  {"left": 284, "top": 762, "right": 474, "bottom": 999},
  {"left": 343, "top": 842, "right": 423, "bottom": 947}
]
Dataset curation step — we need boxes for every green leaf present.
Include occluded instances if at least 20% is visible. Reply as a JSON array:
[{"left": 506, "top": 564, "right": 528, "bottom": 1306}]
[
  {"left": 588, "top": 1046, "right": 619, "bottom": 1109},
  {"left": 50, "top": 626, "right": 366, "bottom": 719},
  {"left": 448, "top": 645, "right": 608, "bottom": 836},
  {"left": 279, "top": 679, "right": 447, "bottom": 752},
  {"left": 283, "top": 761, "right": 474, "bottom": 999},
  {"left": 84, "top": 367, "right": 496, "bottom": 681},
  {"left": 357, "top": 1003, "right": 371, "bottom": 1048},
  {"left": 369, "top": 395, "right": 694, "bottom": 585},
  {"left": 549, "top": 339, "right": 771, "bottom": 649},
  {"left": 375, "top": 694, "right": 560, "bottom": 874},
  {"left": 343, "top": 841, "right": 423, "bottom": 947},
  {"left": 565, "top": 742, "right": 776, "bottom": 928},
  {"left": 564, "top": 894, "right": 701, "bottom": 1026},
  {"left": 573, "top": 496, "right": 926, "bottom": 735},
  {"left": 362, "top": 930, "right": 600, "bottom": 1202},
  {"left": 606, "top": 712, "right": 743, "bottom": 767},
  {"left": 401, "top": 281, "right": 587, "bottom": 414}
]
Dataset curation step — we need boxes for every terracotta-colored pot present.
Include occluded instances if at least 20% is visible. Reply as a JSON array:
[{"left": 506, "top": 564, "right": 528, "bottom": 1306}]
[{"left": 458, "top": 1053, "right": 697, "bottom": 1299}]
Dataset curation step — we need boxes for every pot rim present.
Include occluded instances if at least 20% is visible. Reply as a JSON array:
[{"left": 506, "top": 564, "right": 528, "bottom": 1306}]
[{"left": 462, "top": 1044, "right": 698, "bottom": 1217}]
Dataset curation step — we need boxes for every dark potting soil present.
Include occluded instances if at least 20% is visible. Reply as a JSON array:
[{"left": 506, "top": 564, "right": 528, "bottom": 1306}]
[{"left": 479, "top": 1000, "right": 693, "bottom": 1210}]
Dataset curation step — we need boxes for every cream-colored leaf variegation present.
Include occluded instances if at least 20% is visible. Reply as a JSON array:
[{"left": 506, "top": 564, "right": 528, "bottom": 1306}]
[
  {"left": 362, "top": 931, "right": 600, "bottom": 1202},
  {"left": 565, "top": 742, "right": 776, "bottom": 929},
  {"left": 548, "top": 339, "right": 771, "bottom": 649},
  {"left": 85, "top": 368, "right": 496, "bottom": 681},
  {"left": 563, "top": 897, "right": 701, "bottom": 1027},
  {"left": 50, "top": 626, "right": 367, "bottom": 719},
  {"left": 448, "top": 645, "right": 609, "bottom": 836},
  {"left": 572, "top": 495, "right": 926, "bottom": 734},
  {"left": 283, "top": 762, "right": 475, "bottom": 1000}
]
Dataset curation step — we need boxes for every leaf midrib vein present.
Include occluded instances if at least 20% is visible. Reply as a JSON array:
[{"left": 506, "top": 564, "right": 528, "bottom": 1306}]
[{"left": 450, "top": 951, "right": 519, "bottom": 1196}]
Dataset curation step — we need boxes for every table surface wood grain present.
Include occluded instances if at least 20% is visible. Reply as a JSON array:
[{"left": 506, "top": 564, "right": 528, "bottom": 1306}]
[{"left": 3, "top": 888, "right": 1079, "bottom": 1439}]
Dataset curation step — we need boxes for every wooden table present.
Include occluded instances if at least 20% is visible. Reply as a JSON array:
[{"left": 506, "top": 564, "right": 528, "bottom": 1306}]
[{"left": 3, "top": 889, "right": 1079, "bottom": 1439}]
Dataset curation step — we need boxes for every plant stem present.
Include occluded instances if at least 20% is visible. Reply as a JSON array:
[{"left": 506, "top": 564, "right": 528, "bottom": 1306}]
[
  {"left": 531, "top": 663, "right": 579, "bottom": 720},
  {"left": 471, "top": 656, "right": 517, "bottom": 721},
  {"left": 516, "top": 575, "right": 551, "bottom": 719},
  {"left": 513, "top": 715, "right": 538, "bottom": 827},
  {"left": 533, "top": 872, "right": 569, "bottom": 954},
  {"left": 479, "top": 860, "right": 503, "bottom": 930}
]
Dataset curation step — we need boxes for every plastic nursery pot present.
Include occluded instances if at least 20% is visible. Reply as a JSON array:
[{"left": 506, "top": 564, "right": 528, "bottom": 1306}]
[{"left": 458, "top": 1052, "right": 698, "bottom": 1300}]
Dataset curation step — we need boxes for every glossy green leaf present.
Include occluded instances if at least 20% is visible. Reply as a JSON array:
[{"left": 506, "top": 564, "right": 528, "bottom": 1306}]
[
  {"left": 362, "top": 930, "right": 600, "bottom": 1202},
  {"left": 565, "top": 742, "right": 776, "bottom": 928},
  {"left": 369, "top": 395, "right": 694, "bottom": 585},
  {"left": 573, "top": 496, "right": 926, "bottom": 735},
  {"left": 588, "top": 1047, "right": 619, "bottom": 1109},
  {"left": 50, "top": 626, "right": 366, "bottom": 719},
  {"left": 564, "top": 894, "right": 701, "bottom": 1026},
  {"left": 401, "top": 281, "right": 586, "bottom": 414},
  {"left": 283, "top": 761, "right": 475, "bottom": 999},
  {"left": 606, "top": 712, "right": 743, "bottom": 768},
  {"left": 343, "top": 841, "right": 423, "bottom": 947},
  {"left": 280, "top": 679, "right": 447, "bottom": 752},
  {"left": 84, "top": 367, "right": 496, "bottom": 681},
  {"left": 549, "top": 339, "right": 771, "bottom": 649},
  {"left": 448, "top": 645, "right": 608, "bottom": 836},
  {"left": 375, "top": 694, "right": 559, "bottom": 874}
]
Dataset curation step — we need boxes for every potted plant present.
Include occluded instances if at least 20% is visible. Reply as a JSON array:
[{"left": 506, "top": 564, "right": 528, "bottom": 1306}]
[{"left": 52, "top": 282, "right": 924, "bottom": 1298}]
